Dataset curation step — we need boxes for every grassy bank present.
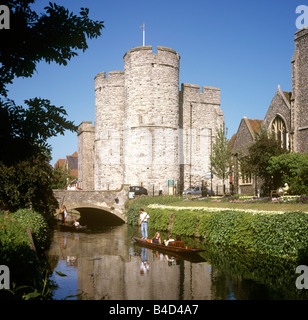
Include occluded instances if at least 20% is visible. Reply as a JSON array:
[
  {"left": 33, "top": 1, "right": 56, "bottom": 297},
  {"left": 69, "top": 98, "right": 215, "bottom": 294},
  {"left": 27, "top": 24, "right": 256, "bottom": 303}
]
[
  {"left": 0, "top": 209, "right": 50, "bottom": 299},
  {"left": 171, "top": 199, "right": 308, "bottom": 213},
  {"left": 148, "top": 205, "right": 308, "bottom": 262},
  {"left": 126, "top": 196, "right": 308, "bottom": 262}
]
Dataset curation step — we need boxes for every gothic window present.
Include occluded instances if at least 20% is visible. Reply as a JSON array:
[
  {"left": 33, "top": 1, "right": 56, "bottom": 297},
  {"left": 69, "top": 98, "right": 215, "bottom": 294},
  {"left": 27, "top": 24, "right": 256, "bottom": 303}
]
[
  {"left": 271, "top": 116, "right": 287, "bottom": 149},
  {"left": 241, "top": 172, "right": 252, "bottom": 184},
  {"left": 239, "top": 161, "right": 252, "bottom": 185}
]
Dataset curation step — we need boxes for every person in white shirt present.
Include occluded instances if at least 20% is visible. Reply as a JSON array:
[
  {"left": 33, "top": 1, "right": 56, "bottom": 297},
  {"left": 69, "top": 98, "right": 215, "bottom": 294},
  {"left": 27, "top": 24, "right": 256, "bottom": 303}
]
[
  {"left": 73, "top": 219, "right": 80, "bottom": 228},
  {"left": 164, "top": 234, "right": 175, "bottom": 246},
  {"left": 139, "top": 208, "right": 150, "bottom": 239}
]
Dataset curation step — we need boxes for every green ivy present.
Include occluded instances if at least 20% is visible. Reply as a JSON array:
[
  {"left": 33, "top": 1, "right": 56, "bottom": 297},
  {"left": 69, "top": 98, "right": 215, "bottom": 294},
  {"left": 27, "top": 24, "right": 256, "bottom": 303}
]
[
  {"left": 147, "top": 208, "right": 170, "bottom": 231},
  {"left": 172, "top": 210, "right": 200, "bottom": 237},
  {"left": 138, "top": 206, "right": 308, "bottom": 262},
  {"left": 0, "top": 209, "right": 50, "bottom": 294}
]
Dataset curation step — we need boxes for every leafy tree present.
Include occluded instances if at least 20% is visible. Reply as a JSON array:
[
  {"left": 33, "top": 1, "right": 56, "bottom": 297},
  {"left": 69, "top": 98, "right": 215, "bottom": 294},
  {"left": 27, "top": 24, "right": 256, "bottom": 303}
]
[
  {"left": 267, "top": 153, "right": 308, "bottom": 195},
  {"left": 50, "top": 166, "right": 76, "bottom": 190},
  {"left": 0, "top": 0, "right": 104, "bottom": 217},
  {"left": 210, "top": 122, "right": 232, "bottom": 194},
  {"left": 0, "top": 0, "right": 104, "bottom": 96},
  {"left": 240, "top": 128, "right": 286, "bottom": 195},
  {"left": 0, "top": 98, "right": 77, "bottom": 164},
  {"left": 0, "top": 156, "right": 58, "bottom": 218}
]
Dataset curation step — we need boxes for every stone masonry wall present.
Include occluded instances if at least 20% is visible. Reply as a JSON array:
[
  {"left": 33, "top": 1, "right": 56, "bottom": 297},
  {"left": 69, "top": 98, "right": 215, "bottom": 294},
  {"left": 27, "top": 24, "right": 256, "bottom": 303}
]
[
  {"left": 180, "top": 83, "right": 224, "bottom": 191},
  {"left": 293, "top": 28, "right": 308, "bottom": 153},
  {"left": 94, "top": 71, "right": 125, "bottom": 190},
  {"left": 79, "top": 45, "right": 224, "bottom": 195},
  {"left": 78, "top": 121, "right": 95, "bottom": 190},
  {"left": 123, "top": 46, "right": 180, "bottom": 195},
  {"left": 263, "top": 87, "right": 291, "bottom": 150}
]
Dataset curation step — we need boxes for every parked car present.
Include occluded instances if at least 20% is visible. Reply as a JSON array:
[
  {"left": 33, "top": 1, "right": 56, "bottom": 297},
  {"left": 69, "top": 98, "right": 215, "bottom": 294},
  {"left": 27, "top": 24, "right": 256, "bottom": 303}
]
[
  {"left": 183, "top": 186, "right": 215, "bottom": 196},
  {"left": 129, "top": 186, "right": 148, "bottom": 196}
]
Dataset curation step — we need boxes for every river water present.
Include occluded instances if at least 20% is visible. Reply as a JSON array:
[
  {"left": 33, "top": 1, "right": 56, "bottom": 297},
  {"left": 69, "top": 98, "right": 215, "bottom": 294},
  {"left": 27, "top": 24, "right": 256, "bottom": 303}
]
[{"left": 46, "top": 222, "right": 308, "bottom": 300}]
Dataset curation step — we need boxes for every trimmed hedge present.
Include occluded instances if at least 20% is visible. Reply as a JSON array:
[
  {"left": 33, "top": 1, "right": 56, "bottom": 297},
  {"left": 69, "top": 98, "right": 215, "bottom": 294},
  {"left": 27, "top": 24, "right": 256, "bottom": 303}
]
[
  {"left": 172, "top": 210, "right": 200, "bottom": 237},
  {"left": 145, "top": 206, "right": 308, "bottom": 262}
]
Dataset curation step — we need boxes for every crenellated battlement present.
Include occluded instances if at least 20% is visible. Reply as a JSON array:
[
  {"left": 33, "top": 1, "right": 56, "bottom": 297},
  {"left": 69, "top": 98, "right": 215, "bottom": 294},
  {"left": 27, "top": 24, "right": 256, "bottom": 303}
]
[
  {"left": 123, "top": 45, "right": 180, "bottom": 58},
  {"left": 94, "top": 71, "right": 124, "bottom": 92},
  {"left": 181, "top": 83, "right": 220, "bottom": 105}
]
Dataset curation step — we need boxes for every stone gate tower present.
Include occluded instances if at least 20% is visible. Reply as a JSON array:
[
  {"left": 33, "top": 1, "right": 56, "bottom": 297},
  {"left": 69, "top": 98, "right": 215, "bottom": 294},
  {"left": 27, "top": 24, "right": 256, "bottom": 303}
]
[
  {"left": 78, "top": 45, "right": 224, "bottom": 194},
  {"left": 123, "top": 46, "right": 180, "bottom": 192}
]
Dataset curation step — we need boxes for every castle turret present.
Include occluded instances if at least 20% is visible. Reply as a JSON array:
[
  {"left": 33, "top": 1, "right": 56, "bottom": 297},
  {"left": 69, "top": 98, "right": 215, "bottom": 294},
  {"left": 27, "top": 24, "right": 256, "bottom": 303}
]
[
  {"left": 94, "top": 71, "right": 125, "bottom": 190},
  {"left": 123, "top": 46, "right": 181, "bottom": 194},
  {"left": 78, "top": 121, "right": 95, "bottom": 190}
]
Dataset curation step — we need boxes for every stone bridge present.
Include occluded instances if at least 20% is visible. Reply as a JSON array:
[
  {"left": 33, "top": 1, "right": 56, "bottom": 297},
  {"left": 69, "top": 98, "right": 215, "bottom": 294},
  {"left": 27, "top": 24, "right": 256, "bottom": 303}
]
[{"left": 53, "top": 185, "right": 130, "bottom": 224}]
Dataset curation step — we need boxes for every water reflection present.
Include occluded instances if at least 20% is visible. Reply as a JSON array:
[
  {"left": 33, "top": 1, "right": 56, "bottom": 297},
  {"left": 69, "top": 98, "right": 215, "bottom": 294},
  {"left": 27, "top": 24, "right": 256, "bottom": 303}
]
[
  {"left": 47, "top": 224, "right": 212, "bottom": 300},
  {"left": 46, "top": 224, "right": 308, "bottom": 300}
]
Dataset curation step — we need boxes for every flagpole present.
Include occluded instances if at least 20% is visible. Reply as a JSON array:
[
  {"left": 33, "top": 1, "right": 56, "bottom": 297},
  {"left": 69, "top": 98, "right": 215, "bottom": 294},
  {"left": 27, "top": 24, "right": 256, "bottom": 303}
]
[
  {"left": 143, "top": 24, "right": 145, "bottom": 46},
  {"left": 140, "top": 23, "right": 145, "bottom": 46}
]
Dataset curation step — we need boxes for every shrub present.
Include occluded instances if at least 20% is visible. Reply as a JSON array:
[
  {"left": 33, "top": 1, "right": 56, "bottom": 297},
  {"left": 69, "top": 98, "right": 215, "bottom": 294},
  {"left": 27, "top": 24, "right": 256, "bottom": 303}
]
[
  {"left": 10, "top": 209, "right": 49, "bottom": 250},
  {"left": 0, "top": 209, "right": 49, "bottom": 285},
  {"left": 199, "top": 210, "right": 308, "bottom": 262},
  {"left": 143, "top": 205, "right": 308, "bottom": 262},
  {"left": 267, "top": 152, "right": 308, "bottom": 195},
  {"left": 0, "top": 209, "right": 48, "bottom": 268},
  {"left": 0, "top": 160, "right": 58, "bottom": 220},
  {"left": 172, "top": 210, "right": 200, "bottom": 237},
  {"left": 147, "top": 208, "right": 170, "bottom": 231}
]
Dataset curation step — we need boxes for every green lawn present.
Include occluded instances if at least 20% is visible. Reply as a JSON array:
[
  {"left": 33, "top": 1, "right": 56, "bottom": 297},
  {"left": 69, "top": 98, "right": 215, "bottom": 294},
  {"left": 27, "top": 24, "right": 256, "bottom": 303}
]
[{"left": 169, "top": 200, "right": 308, "bottom": 213}]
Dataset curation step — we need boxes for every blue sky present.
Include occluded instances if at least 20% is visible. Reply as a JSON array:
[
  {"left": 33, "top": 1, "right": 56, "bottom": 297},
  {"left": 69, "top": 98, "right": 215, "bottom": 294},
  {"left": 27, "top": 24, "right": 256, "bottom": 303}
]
[{"left": 6, "top": 0, "right": 306, "bottom": 165}]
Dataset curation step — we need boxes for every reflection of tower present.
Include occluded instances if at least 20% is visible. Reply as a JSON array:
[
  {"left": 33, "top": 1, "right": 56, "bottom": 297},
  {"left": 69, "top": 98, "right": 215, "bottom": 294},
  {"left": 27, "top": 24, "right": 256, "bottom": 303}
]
[{"left": 123, "top": 46, "right": 180, "bottom": 194}]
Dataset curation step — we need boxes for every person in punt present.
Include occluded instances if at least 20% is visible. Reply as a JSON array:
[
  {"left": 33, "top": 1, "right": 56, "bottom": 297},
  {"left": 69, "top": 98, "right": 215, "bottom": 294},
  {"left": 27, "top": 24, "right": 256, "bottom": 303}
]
[
  {"left": 151, "top": 232, "right": 162, "bottom": 244},
  {"left": 164, "top": 234, "right": 175, "bottom": 246}
]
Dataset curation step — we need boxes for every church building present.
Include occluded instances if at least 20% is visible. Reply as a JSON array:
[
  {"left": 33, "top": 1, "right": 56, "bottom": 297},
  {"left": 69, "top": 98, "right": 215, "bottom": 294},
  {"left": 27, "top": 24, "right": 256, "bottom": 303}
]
[{"left": 231, "top": 28, "right": 308, "bottom": 195}]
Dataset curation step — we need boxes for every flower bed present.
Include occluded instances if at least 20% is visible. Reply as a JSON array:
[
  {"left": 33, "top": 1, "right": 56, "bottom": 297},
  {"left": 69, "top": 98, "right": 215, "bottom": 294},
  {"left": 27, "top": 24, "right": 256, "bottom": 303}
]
[
  {"left": 148, "top": 203, "right": 293, "bottom": 215},
  {"left": 198, "top": 195, "right": 308, "bottom": 204}
]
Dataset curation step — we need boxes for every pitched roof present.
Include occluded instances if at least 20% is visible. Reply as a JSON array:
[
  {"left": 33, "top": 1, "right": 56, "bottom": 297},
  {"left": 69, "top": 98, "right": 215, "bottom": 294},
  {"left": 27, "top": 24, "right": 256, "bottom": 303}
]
[
  {"left": 54, "top": 158, "right": 65, "bottom": 169},
  {"left": 246, "top": 118, "right": 263, "bottom": 136},
  {"left": 66, "top": 155, "right": 78, "bottom": 171},
  {"left": 228, "top": 133, "right": 237, "bottom": 150},
  {"left": 282, "top": 91, "right": 292, "bottom": 104}
]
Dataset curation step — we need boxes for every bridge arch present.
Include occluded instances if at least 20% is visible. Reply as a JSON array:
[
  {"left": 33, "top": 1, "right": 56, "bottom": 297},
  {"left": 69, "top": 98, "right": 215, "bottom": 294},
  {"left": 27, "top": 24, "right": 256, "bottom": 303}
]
[
  {"left": 53, "top": 186, "right": 129, "bottom": 224},
  {"left": 67, "top": 204, "right": 126, "bottom": 225}
]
